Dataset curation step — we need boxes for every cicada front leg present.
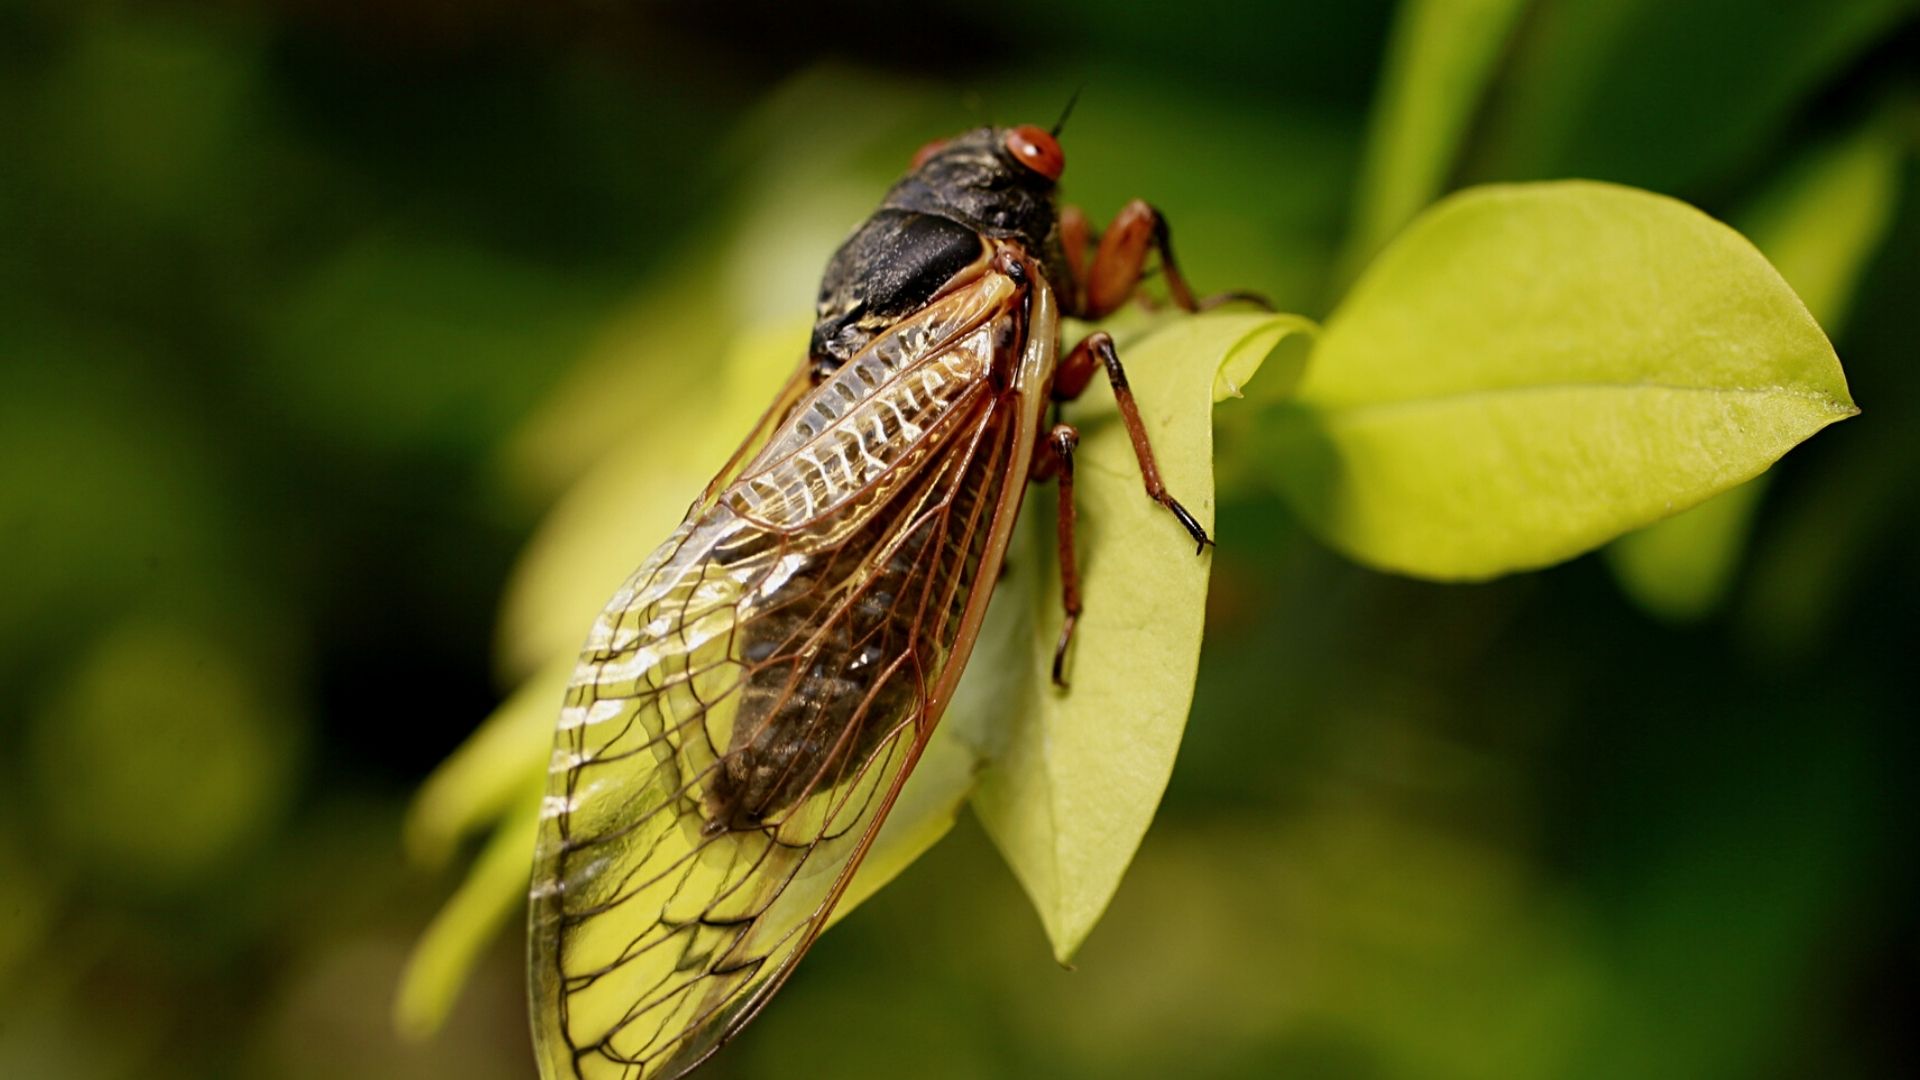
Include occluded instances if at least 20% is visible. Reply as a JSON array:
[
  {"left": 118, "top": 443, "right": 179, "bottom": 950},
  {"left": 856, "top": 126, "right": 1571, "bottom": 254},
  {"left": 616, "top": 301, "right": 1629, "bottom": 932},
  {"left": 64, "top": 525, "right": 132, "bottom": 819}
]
[{"left": 1060, "top": 198, "right": 1269, "bottom": 318}]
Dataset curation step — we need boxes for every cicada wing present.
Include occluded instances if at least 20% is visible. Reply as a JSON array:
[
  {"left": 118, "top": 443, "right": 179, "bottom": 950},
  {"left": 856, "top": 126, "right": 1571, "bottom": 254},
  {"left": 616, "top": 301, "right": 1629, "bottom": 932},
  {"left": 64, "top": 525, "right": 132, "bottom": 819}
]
[
  {"left": 530, "top": 266, "right": 1043, "bottom": 1080},
  {"left": 533, "top": 623, "right": 930, "bottom": 1080}
]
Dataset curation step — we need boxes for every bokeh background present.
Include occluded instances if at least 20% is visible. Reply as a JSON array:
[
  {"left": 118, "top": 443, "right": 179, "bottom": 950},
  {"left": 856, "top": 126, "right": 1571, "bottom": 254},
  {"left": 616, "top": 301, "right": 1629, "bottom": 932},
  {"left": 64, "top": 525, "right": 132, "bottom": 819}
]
[{"left": 3, "top": 1, "right": 1917, "bottom": 1078}]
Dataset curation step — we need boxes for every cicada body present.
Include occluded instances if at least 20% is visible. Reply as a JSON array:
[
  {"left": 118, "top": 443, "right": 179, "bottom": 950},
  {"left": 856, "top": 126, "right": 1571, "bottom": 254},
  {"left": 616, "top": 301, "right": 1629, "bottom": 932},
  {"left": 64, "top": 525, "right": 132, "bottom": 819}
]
[{"left": 531, "top": 121, "right": 1223, "bottom": 1080}]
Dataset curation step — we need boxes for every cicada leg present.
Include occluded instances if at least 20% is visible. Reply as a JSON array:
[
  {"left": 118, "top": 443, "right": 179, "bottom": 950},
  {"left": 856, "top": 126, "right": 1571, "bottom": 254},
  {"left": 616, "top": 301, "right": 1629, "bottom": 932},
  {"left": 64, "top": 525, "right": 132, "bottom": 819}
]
[
  {"left": 1032, "top": 422, "right": 1085, "bottom": 686},
  {"left": 1052, "top": 331, "right": 1213, "bottom": 556},
  {"left": 1061, "top": 198, "right": 1269, "bottom": 319},
  {"left": 1043, "top": 199, "right": 1243, "bottom": 681}
]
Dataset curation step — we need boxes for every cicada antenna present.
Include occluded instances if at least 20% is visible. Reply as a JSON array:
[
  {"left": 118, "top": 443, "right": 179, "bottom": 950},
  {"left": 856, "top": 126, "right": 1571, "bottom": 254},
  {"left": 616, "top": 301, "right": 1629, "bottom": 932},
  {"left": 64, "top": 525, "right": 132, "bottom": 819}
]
[{"left": 1050, "top": 87, "right": 1083, "bottom": 138}]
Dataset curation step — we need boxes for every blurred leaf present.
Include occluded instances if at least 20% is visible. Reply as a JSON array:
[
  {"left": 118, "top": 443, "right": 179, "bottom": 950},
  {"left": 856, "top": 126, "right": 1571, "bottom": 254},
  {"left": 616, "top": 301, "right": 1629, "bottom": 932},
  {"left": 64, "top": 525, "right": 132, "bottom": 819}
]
[
  {"left": 1736, "top": 115, "right": 1907, "bottom": 334},
  {"left": 33, "top": 8, "right": 266, "bottom": 232},
  {"left": 495, "top": 316, "right": 810, "bottom": 678},
  {"left": 27, "top": 617, "right": 302, "bottom": 888},
  {"left": 1604, "top": 477, "right": 1771, "bottom": 622},
  {"left": 996, "top": 71, "right": 1357, "bottom": 318},
  {"left": 395, "top": 794, "right": 541, "bottom": 1042},
  {"left": 265, "top": 235, "right": 612, "bottom": 458},
  {"left": 1560, "top": 698, "right": 1874, "bottom": 1080},
  {"left": 501, "top": 254, "right": 738, "bottom": 502},
  {"left": 1607, "top": 118, "right": 1902, "bottom": 619},
  {"left": 1476, "top": 0, "right": 1916, "bottom": 192},
  {"left": 0, "top": 827, "right": 54, "bottom": 982},
  {"left": 1268, "top": 181, "right": 1855, "bottom": 580},
  {"left": 0, "top": 311, "right": 246, "bottom": 659},
  {"left": 972, "top": 312, "right": 1295, "bottom": 962},
  {"left": 404, "top": 660, "right": 567, "bottom": 869},
  {"left": 1343, "top": 0, "right": 1532, "bottom": 278},
  {"left": 503, "top": 70, "right": 947, "bottom": 503}
]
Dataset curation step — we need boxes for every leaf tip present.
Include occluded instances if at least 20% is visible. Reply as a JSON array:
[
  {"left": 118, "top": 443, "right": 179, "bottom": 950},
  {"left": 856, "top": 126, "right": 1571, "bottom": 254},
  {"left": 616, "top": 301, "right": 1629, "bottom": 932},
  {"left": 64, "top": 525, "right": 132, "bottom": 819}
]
[
  {"left": 392, "top": 946, "right": 453, "bottom": 1042},
  {"left": 1816, "top": 395, "right": 1862, "bottom": 427},
  {"left": 1043, "top": 898, "right": 1104, "bottom": 967}
]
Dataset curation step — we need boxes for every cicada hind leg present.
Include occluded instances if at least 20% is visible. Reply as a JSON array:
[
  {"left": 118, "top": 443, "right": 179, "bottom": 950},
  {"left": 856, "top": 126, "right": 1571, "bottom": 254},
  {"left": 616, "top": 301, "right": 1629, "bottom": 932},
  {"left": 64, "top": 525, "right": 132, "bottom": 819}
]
[
  {"left": 1030, "top": 423, "right": 1083, "bottom": 687},
  {"left": 1041, "top": 198, "right": 1264, "bottom": 685}
]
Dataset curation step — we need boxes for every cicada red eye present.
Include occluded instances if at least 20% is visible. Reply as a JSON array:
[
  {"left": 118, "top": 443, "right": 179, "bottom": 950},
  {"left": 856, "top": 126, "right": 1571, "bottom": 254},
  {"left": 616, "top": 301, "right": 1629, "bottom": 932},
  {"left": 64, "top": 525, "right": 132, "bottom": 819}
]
[
  {"left": 1004, "top": 124, "right": 1064, "bottom": 181},
  {"left": 910, "top": 138, "right": 948, "bottom": 171}
]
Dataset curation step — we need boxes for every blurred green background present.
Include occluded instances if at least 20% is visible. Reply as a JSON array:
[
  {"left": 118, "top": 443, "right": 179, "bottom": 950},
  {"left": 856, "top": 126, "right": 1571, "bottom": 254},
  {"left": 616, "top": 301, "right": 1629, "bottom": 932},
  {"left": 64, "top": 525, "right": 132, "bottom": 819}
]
[{"left": 3, "top": 1, "right": 1917, "bottom": 1078}]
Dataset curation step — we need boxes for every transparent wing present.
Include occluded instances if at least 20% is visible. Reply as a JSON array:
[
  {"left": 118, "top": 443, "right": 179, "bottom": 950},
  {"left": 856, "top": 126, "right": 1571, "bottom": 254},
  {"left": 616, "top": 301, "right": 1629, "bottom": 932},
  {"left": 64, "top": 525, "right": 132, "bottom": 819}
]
[{"left": 530, "top": 267, "right": 1036, "bottom": 1080}]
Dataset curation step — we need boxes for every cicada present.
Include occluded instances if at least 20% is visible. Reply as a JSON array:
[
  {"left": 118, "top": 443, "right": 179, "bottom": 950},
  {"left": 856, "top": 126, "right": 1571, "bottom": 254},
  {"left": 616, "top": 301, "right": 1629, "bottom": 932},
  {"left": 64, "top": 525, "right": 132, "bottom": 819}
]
[{"left": 530, "top": 117, "right": 1236, "bottom": 1079}]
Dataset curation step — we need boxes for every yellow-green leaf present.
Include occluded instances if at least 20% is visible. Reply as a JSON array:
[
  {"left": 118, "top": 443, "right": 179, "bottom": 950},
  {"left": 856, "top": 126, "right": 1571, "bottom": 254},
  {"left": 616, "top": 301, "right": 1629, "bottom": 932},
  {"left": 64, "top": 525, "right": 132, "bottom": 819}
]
[
  {"left": 1213, "top": 311, "right": 1317, "bottom": 404},
  {"left": 970, "top": 312, "right": 1293, "bottom": 962},
  {"left": 1270, "top": 181, "right": 1856, "bottom": 580},
  {"left": 1606, "top": 120, "right": 1900, "bottom": 618}
]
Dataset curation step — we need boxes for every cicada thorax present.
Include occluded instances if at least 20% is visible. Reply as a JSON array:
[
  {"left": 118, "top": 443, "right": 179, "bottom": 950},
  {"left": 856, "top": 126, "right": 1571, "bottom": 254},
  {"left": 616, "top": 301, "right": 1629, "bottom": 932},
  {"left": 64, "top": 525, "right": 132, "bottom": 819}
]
[
  {"left": 809, "top": 210, "right": 985, "bottom": 369},
  {"left": 699, "top": 264, "right": 1031, "bottom": 837},
  {"left": 810, "top": 127, "right": 1069, "bottom": 375}
]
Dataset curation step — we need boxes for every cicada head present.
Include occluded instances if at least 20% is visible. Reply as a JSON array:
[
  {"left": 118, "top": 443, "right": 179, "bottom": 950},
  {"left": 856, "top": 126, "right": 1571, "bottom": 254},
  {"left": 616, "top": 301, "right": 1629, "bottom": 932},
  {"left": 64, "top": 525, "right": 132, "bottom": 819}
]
[{"left": 882, "top": 125, "right": 1063, "bottom": 254}]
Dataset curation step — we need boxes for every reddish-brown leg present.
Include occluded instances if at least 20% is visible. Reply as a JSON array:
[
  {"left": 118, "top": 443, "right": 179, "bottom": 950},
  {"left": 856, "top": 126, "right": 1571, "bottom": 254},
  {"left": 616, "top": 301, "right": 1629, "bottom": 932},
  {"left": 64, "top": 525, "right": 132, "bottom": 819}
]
[
  {"left": 1077, "top": 199, "right": 1197, "bottom": 318},
  {"left": 1041, "top": 200, "right": 1229, "bottom": 680},
  {"left": 1059, "top": 204, "right": 1093, "bottom": 298},
  {"left": 1037, "top": 423, "right": 1085, "bottom": 686},
  {"left": 1060, "top": 198, "right": 1270, "bottom": 319},
  {"left": 1054, "top": 331, "right": 1212, "bottom": 554}
]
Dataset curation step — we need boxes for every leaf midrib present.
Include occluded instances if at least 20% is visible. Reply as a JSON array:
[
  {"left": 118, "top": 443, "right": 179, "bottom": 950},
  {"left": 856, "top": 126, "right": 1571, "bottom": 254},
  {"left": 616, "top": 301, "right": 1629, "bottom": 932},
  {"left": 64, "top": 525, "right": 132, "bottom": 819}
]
[{"left": 1301, "top": 377, "right": 1854, "bottom": 421}]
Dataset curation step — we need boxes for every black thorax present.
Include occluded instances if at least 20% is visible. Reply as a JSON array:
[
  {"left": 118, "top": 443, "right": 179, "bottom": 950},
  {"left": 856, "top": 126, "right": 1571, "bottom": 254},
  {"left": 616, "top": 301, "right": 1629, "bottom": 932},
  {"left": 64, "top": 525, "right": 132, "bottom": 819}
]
[{"left": 808, "top": 128, "right": 1064, "bottom": 372}]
